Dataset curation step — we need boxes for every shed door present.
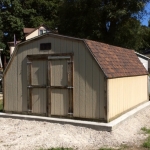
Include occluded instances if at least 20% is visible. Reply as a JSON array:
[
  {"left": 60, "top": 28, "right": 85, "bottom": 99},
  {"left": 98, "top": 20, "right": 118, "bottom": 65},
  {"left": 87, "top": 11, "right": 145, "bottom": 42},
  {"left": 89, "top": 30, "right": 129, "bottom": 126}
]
[
  {"left": 27, "top": 60, "right": 47, "bottom": 114},
  {"left": 27, "top": 54, "right": 73, "bottom": 117},
  {"left": 48, "top": 57, "right": 73, "bottom": 117}
]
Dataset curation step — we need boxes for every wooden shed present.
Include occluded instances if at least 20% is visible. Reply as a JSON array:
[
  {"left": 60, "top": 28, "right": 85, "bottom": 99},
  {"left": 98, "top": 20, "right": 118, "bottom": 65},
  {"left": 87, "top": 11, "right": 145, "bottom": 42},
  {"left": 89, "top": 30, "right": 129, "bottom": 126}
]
[{"left": 3, "top": 33, "right": 149, "bottom": 122}]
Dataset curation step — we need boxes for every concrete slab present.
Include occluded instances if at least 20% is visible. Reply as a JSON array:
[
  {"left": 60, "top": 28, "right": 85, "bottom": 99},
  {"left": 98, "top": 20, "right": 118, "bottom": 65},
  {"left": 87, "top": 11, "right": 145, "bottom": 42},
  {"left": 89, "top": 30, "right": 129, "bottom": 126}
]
[{"left": 0, "top": 101, "right": 150, "bottom": 132}]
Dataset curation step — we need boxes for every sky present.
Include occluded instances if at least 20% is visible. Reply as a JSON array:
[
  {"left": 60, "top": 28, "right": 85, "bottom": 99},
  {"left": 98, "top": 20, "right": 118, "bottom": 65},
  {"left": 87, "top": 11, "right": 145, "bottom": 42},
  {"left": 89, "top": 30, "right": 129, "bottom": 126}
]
[{"left": 141, "top": 2, "right": 150, "bottom": 26}]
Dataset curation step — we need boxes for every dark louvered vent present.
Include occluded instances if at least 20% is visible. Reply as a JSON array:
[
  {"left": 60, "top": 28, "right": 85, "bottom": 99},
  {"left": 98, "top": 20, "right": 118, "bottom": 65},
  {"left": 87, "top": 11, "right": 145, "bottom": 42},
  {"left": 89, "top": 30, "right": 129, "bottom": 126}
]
[{"left": 40, "top": 43, "right": 51, "bottom": 50}]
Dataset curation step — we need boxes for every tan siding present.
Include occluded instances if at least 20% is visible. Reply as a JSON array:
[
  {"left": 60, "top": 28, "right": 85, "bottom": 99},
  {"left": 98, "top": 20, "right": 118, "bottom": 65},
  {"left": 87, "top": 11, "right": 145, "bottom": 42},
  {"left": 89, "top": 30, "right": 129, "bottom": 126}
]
[
  {"left": 17, "top": 47, "right": 23, "bottom": 112},
  {"left": 51, "top": 59, "right": 68, "bottom": 116},
  {"left": 51, "top": 60, "right": 67, "bottom": 86},
  {"left": 78, "top": 43, "right": 86, "bottom": 118},
  {"left": 31, "top": 60, "right": 47, "bottom": 85},
  {"left": 66, "top": 39, "right": 73, "bottom": 53},
  {"left": 60, "top": 38, "right": 67, "bottom": 53},
  {"left": 32, "top": 88, "right": 46, "bottom": 114},
  {"left": 51, "top": 89, "right": 68, "bottom": 116},
  {"left": 107, "top": 75, "right": 148, "bottom": 121},
  {"left": 4, "top": 55, "right": 18, "bottom": 111},
  {"left": 19, "top": 44, "right": 30, "bottom": 112},
  {"left": 3, "top": 77, "right": 7, "bottom": 110},
  {"left": 99, "top": 71, "right": 105, "bottom": 119},
  {"left": 92, "top": 61, "right": 100, "bottom": 119},
  {"left": 85, "top": 50, "right": 93, "bottom": 118},
  {"left": 5, "top": 36, "right": 106, "bottom": 120},
  {"left": 12, "top": 53, "right": 18, "bottom": 111},
  {"left": 53, "top": 37, "right": 61, "bottom": 53},
  {"left": 73, "top": 41, "right": 80, "bottom": 116},
  {"left": 4, "top": 72, "right": 9, "bottom": 110}
]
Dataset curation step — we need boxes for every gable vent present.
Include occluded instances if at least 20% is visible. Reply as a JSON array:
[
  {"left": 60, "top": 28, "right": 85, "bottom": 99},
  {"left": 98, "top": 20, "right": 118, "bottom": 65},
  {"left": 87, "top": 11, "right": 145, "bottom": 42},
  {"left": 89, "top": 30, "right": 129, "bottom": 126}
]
[{"left": 40, "top": 43, "right": 51, "bottom": 50}]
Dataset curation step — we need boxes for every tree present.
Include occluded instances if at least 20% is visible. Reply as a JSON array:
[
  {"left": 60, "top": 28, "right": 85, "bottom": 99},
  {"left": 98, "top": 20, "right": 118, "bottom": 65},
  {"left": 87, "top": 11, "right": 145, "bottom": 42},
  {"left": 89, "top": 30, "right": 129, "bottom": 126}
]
[
  {"left": 21, "top": 0, "right": 61, "bottom": 28},
  {"left": 0, "top": 0, "right": 60, "bottom": 52},
  {"left": 58, "top": 0, "right": 150, "bottom": 51}
]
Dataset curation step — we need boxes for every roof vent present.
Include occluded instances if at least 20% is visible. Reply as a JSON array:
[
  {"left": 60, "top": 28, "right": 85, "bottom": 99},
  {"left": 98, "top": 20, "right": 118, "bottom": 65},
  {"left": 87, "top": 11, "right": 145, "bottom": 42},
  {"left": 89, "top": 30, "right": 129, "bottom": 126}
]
[{"left": 40, "top": 43, "right": 51, "bottom": 50}]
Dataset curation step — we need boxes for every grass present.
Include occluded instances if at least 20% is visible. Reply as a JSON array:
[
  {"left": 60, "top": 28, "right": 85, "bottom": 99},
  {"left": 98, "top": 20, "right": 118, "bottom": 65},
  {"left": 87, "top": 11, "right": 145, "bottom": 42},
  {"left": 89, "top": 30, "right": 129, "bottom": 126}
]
[
  {"left": 141, "top": 127, "right": 150, "bottom": 148},
  {"left": 0, "top": 99, "right": 3, "bottom": 111}
]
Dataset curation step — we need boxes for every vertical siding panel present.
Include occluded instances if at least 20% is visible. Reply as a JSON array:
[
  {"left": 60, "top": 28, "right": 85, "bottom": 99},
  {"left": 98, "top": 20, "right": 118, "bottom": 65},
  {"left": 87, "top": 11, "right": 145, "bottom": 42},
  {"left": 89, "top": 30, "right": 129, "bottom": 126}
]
[
  {"left": 8, "top": 67, "right": 12, "bottom": 111},
  {"left": 42, "top": 61, "right": 47, "bottom": 113},
  {"left": 60, "top": 38, "right": 67, "bottom": 53},
  {"left": 32, "top": 89, "right": 39, "bottom": 113},
  {"left": 21, "top": 48, "right": 27, "bottom": 112},
  {"left": 17, "top": 48, "right": 23, "bottom": 112},
  {"left": 4, "top": 76, "right": 8, "bottom": 110},
  {"left": 92, "top": 61, "right": 100, "bottom": 119},
  {"left": 51, "top": 60, "right": 61, "bottom": 115},
  {"left": 62, "top": 60, "right": 67, "bottom": 85},
  {"left": 73, "top": 41, "right": 79, "bottom": 117},
  {"left": 108, "top": 76, "right": 148, "bottom": 121},
  {"left": 54, "top": 38, "right": 61, "bottom": 53},
  {"left": 38, "top": 61, "right": 42, "bottom": 113},
  {"left": 32, "top": 40, "right": 39, "bottom": 55},
  {"left": 17, "top": 49, "right": 22, "bottom": 112},
  {"left": 5, "top": 55, "right": 18, "bottom": 112},
  {"left": 51, "top": 89, "right": 55, "bottom": 114},
  {"left": 99, "top": 70, "right": 105, "bottom": 118},
  {"left": 11, "top": 56, "right": 17, "bottom": 111},
  {"left": 39, "top": 89, "right": 46, "bottom": 114},
  {"left": 51, "top": 89, "right": 61, "bottom": 115},
  {"left": 66, "top": 39, "right": 73, "bottom": 53},
  {"left": 85, "top": 51, "right": 93, "bottom": 118},
  {"left": 60, "top": 89, "right": 68, "bottom": 115},
  {"left": 78, "top": 44, "right": 86, "bottom": 118}
]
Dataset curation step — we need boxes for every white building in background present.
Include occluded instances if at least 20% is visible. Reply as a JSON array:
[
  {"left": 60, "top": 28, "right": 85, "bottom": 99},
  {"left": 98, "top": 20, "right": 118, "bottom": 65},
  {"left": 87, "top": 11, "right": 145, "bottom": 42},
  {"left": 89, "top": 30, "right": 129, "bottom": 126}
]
[
  {"left": 135, "top": 52, "right": 150, "bottom": 71},
  {"left": 7, "top": 41, "right": 21, "bottom": 56},
  {"left": 8, "top": 25, "right": 52, "bottom": 56},
  {"left": 24, "top": 25, "right": 51, "bottom": 40}
]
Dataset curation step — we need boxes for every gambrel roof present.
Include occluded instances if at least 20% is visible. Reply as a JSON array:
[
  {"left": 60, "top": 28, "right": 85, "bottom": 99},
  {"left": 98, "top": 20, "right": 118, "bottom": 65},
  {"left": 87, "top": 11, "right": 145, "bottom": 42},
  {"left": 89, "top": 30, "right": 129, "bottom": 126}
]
[
  {"left": 85, "top": 40, "right": 148, "bottom": 78},
  {"left": 4, "top": 33, "right": 148, "bottom": 79}
]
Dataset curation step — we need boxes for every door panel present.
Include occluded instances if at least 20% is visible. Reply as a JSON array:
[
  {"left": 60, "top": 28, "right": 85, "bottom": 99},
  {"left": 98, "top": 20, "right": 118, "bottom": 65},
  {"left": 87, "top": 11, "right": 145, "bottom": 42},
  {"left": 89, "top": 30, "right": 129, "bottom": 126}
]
[
  {"left": 30, "top": 60, "right": 47, "bottom": 114},
  {"left": 31, "top": 61, "right": 47, "bottom": 85},
  {"left": 51, "top": 60, "right": 68, "bottom": 86},
  {"left": 51, "top": 89, "right": 68, "bottom": 115},
  {"left": 32, "top": 88, "right": 46, "bottom": 114},
  {"left": 51, "top": 60, "right": 69, "bottom": 116}
]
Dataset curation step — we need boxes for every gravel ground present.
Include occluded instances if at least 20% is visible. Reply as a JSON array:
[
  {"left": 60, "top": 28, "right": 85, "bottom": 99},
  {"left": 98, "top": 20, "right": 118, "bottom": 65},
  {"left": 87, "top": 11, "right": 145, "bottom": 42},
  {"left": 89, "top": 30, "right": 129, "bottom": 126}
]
[{"left": 0, "top": 106, "right": 150, "bottom": 150}]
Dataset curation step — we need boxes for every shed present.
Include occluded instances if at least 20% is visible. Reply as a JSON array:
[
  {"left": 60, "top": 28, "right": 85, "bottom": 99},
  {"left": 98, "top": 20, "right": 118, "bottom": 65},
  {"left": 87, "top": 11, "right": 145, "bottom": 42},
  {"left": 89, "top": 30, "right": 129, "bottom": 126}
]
[{"left": 3, "top": 33, "right": 149, "bottom": 122}]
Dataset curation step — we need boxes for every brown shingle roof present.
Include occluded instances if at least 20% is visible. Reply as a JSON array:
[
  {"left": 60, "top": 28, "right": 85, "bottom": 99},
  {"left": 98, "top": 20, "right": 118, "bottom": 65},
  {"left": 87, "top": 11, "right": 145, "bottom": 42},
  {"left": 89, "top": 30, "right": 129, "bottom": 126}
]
[
  {"left": 85, "top": 40, "right": 148, "bottom": 78},
  {"left": 23, "top": 28, "right": 35, "bottom": 34}
]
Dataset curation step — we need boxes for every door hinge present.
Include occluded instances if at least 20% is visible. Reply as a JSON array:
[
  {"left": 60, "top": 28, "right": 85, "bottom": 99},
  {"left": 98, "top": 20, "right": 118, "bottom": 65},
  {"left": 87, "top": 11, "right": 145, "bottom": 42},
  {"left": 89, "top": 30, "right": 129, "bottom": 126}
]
[
  {"left": 67, "top": 86, "right": 73, "bottom": 89},
  {"left": 27, "top": 61, "right": 32, "bottom": 64},
  {"left": 27, "top": 85, "right": 32, "bottom": 88}
]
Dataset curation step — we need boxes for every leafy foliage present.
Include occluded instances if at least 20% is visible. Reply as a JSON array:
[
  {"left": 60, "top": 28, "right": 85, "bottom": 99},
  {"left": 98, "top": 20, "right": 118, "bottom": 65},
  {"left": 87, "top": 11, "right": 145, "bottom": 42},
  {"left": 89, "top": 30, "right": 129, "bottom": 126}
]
[
  {"left": 0, "top": 0, "right": 150, "bottom": 54},
  {"left": 58, "top": 0, "right": 150, "bottom": 51}
]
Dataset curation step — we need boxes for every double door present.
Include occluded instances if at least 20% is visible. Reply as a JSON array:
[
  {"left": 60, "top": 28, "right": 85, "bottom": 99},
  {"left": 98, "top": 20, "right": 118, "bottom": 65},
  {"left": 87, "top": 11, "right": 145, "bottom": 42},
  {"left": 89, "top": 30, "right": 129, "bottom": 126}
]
[{"left": 27, "top": 54, "right": 73, "bottom": 117}]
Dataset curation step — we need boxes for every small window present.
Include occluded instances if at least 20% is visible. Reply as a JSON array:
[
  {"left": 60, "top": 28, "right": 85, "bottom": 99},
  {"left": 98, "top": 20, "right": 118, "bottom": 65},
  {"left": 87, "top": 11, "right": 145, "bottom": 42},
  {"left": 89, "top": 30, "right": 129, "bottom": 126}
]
[
  {"left": 39, "top": 29, "right": 47, "bottom": 35},
  {"left": 40, "top": 43, "right": 51, "bottom": 50},
  {"left": 39, "top": 30, "right": 43, "bottom": 35}
]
